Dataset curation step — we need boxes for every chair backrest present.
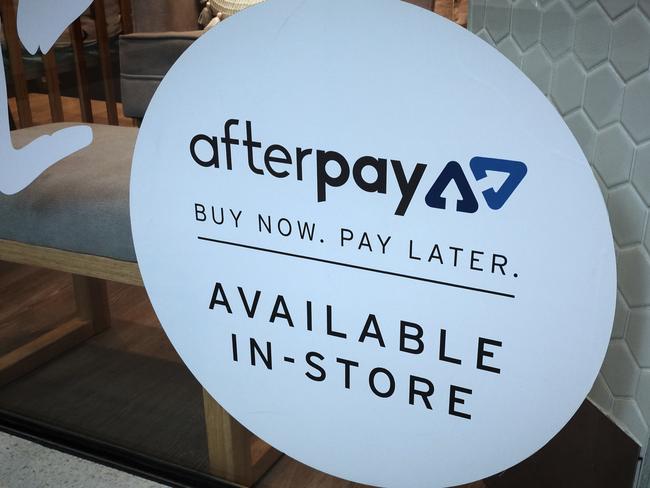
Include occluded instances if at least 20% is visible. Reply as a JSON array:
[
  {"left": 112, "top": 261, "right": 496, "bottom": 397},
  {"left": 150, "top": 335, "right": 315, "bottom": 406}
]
[
  {"left": 0, "top": 0, "right": 130, "bottom": 128},
  {"left": 131, "top": 0, "right": 200, "bottom": 33}
]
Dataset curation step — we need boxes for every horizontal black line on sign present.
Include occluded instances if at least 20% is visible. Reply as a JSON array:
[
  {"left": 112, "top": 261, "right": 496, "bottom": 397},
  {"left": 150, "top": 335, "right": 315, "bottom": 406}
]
[{"left": 197, "top": 236, "right": 515, "bottom": 299}]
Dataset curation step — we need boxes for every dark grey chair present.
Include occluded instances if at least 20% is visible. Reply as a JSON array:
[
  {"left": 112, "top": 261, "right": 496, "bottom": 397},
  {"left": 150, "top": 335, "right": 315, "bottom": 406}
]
[{"left": 119, "top": 0, "right": 202, "bottom": 119}]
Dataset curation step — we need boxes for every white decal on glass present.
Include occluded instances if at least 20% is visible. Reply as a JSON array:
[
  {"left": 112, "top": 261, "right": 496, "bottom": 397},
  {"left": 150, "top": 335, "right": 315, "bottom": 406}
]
[{"left": 1, "top": 0, "right": 93, "bottom": 195}]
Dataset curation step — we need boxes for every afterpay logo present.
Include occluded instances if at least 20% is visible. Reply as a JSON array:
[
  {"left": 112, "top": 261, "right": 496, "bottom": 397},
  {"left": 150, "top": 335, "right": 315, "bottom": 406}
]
[
  {"left": 190, "top": 119, "right": 528, "bottom": 216},
  {"left": 425, "top": 157, "right": 528, "bottom": 214}
]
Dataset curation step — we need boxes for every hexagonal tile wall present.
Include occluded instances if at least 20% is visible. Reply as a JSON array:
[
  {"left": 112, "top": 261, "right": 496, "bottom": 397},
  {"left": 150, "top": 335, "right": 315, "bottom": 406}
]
[
  {"left": 612, "top": 291, "right": 630, "bottom": 339},
  {"left": 574, "top": 3, "right": 611, "bottom": 69},
  {"left": 598, "top": 0, "right": 636, "bottom": 19},
  {"left": 497, "top": 36, "right": 524, "bottom": 68},
  {"left": 641, "top": 0, "right": 650, "bottom": 18},
  {"left": 602, "top": 340, "right": 641, "bottom": 397},
  {"left": 622, "top": 74, "right": 650, "bottom": 143},
  {"left": 512, "top": 0, "right": 543, "bottom": 51},
  {"left": 633, "top": 143, "right": 650, "bottom": 205},
  {"left": 628, "top": 309, "right": 650, "bottom": 367},
  {"left": 469, "top": 0, "right": 650, "bottom": 447},
  {"left": 611, "top": 11, "right": 650, "bottom": 81},
  {"left": 607, "top": 185, "right": 647, "bottom": 246},
  {"left": 541, "top": 1, "right": 575, "bottom": 57},
  {"left": 593, "top": 124, "right": 634, "bottom": 186},
  {"left": 584, "top": 65, "right": 624, "bottom": 128},
  {"left": 551, "top": 54, "right": 586, "bottom": 114}
]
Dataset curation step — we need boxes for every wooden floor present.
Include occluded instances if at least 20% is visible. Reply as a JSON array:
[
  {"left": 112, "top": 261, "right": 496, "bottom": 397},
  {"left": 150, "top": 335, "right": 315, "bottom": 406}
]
[
  {"left": 9, "top": 93, "right": 133, "bottom": 128},
  {"left": 0, "top": 261, "right": 485, "bottom": 488}
]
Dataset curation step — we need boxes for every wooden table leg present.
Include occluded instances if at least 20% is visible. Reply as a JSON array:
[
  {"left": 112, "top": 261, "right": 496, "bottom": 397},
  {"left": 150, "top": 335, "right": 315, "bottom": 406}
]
[
  {"left": 203, "top": 389, "right": 282, "bottom": 486},
  {"left": 72, "top": 275, "right": 111, "bottom": 334},
  {"left": 0, "top": 274, "right": 111, "bottom": 386}
]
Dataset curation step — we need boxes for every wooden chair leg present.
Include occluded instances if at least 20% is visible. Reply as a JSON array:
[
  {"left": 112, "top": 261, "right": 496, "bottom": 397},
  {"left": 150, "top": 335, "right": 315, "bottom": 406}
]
[
  {"left": 93, "top": 0, "right": 119, "bottom": 126},
  {"left": 72, "top": 275, "right": 111, "bottom": 333},
  {"left": 0, "top": 274, "right": 111, "bottom": 386},
  {"left": 69, "top": 18, "right": 94, "bottom": 124},
  {"left": 203, "top": 389, "right": 282, "bottom": 486}
]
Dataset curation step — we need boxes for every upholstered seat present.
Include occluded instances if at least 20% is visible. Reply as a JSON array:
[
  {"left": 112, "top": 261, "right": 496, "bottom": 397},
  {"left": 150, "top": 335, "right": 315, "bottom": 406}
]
[{"left": 0, "top": 123, "right": 138, "bottom": 261}]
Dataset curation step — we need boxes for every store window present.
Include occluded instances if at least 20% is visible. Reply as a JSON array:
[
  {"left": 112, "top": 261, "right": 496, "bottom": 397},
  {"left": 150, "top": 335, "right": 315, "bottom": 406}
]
[{"left": 0, "top": 1, "right": 648, "bottom": 487}]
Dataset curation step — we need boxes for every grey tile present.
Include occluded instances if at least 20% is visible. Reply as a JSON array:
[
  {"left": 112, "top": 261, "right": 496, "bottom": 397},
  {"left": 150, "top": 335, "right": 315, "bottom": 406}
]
[
  {"left": 574, "top": 3, "right": 612, "bottom": 69},
  {"left": 551, "top": 53, "right": 587, "bottom": 114},
  {"left": 584, "top": 65, "right": 624, "bottom": 128},
  {"left": 611, "top": 11, "right": 650, "bottom": 81},
  {"left": 612, "top": 398, "right": 648, "bottom": 445},
  {"left": 637, "top": 369, "right": 650, "bottom": 426},
  {"left": 593, "top": 168, "right": 609, "bottom": 203},
  {"left": 641, "top": 0, "right": 650, "bottom": 21},
  {"left": 618, "top": 246, "right": 650, "bottom": 307},
  {"left": 485, "top": 0, "right": 512, "bottom": 43},
  {"left": 541, "top": 0, "right": 575, "bottom": 58},
  {"left": 593, "top": 124, "right": 634, "bottom": 187},
  {"left": 612, "top": 290, "right": 630, "bottom": 339},
  {"left": 633, "top": 143, "right": 650, "bottom": 205},
  {"left": 522, "top": 44, "right": 553, "bottom": 94},
  {"left": 589, "top": 373, "right": 614, "bottom": 413},
  {"left": 476, "top": 28, "right": 496, "bottom": 46},
  {"left": 601, "top": 339, "right": 641, "bottom": 396},
  {"left": 646, "top": 213, "right": 650, "bottom": 255},
  {"left": 622, "top": 74, "right": 650, "bottom": 143},
  {"left": 565, "top": 110, "right": 598, "bottom": 160},
  {"left": 568, "top": 0, "right": 591, "bottom": 9},
  {"left": 512, "top": 0, "right": 542, "bottom": 51},
  {"left": 496, "top": 36, "right": 524, "bottom": 68},
  {"left": 597, "top": 0, "right": 636, "bottom": 20},
  {"left": 468, "top": 0, "right": 487, "bottom": 32},
  {"left": 607, "top": 184, "right": 646, "bottom": 245},
  {"left": 627, "top": 308, "right": 650, "bottom": 367}
]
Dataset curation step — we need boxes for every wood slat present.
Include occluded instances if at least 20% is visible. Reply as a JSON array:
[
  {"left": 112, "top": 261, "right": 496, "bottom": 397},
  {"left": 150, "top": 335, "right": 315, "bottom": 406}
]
[
  {"left": 69, "top": 18, "right": 94, "bottom": 123},
  {"left": 0, "top": 0, "right": 32, "bottom": 128},
  {"left": 92, "top": 0, "right": 119, "bottom": 126},
  {"left": 0, "top": 240, "right": 142, "bottom": 287},
  {"left": 119, "top": 0, "right": 134, "bottom": 34},
  {"left": 8, "top": 93, "right": 130, "bottom": 126},
  {"left": 41, "top": 50, "right": 64, "bottom": 122},
  {"left": 0, "top": 317, "right": 93, "bottom": 386}
]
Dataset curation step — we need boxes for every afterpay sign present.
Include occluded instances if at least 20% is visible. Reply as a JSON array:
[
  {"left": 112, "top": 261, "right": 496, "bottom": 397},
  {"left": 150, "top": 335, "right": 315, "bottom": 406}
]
[{"left": 130, "top": 1, "right": 616, "bottom": 486}]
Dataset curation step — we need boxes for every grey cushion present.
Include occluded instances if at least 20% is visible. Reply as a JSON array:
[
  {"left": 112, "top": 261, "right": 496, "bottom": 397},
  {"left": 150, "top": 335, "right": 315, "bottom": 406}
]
[
  {"left": 0, "top": 123, "right": 138, "bottom": 262},
  {"left": 120, "top": 31, "right": 202, "bottom": 118},
  {"left": 131, "top": 0, "right": 201, "bottom": 33}
]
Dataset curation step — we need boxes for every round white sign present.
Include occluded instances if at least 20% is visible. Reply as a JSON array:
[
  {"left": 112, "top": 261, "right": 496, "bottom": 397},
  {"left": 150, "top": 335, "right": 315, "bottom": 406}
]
[{"left": 130, "top": 1, "right": 616, "bottom": 486}]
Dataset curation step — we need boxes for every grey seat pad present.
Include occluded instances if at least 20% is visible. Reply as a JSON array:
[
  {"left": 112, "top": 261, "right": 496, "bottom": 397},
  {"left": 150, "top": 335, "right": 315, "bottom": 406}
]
[{"left": 0, "top": 123, "right": 138, "bottom": 262}]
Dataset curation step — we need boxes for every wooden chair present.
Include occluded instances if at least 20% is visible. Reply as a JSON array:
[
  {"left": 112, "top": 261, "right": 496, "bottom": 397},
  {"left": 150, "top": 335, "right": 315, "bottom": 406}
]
[
  {"left": 0, "top": 0, "right": 124, "bottom": 127},
  {"left": 0, "top": 2, "right": 282, "bottom": 483}
]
